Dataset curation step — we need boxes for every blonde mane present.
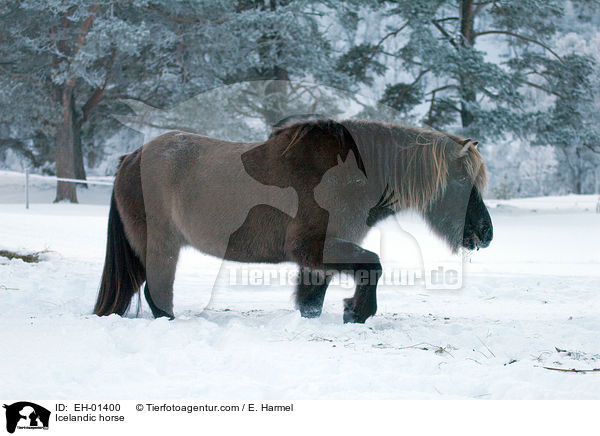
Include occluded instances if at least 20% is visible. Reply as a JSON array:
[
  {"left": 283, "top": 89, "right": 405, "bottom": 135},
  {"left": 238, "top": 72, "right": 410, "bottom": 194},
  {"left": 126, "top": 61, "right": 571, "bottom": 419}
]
[{"left": 341, "top": 120, "right": 488, "bottom": 212}]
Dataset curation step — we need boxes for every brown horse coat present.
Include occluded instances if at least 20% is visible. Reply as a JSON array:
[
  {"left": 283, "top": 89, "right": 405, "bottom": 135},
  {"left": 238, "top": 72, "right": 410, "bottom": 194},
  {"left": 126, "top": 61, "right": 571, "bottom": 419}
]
[{"left": 95, "top": 119, "right": 491, "bottom": 322}]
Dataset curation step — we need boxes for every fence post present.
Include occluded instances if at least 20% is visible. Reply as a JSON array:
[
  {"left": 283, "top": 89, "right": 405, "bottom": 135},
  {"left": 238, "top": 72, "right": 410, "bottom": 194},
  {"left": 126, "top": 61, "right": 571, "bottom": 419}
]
[
  {"left": 25, "top": 167, "right": 30, "bottom": 210},
  {"left": 596, "top": 167, "right": 600, "bottom": 214}
]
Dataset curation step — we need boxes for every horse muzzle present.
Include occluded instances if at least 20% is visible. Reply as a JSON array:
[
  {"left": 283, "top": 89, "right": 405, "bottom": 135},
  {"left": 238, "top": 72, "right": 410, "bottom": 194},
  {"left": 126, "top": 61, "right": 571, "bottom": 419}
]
[{"left": 462, "top": 225, "right": 492, "bottom": 250}]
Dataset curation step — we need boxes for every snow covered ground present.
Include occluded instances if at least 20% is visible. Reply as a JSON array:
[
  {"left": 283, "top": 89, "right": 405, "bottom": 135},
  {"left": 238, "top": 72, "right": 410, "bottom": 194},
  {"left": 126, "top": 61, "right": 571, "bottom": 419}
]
[{"left": 0, "top": 170, "right": 599, "bottom": 399}]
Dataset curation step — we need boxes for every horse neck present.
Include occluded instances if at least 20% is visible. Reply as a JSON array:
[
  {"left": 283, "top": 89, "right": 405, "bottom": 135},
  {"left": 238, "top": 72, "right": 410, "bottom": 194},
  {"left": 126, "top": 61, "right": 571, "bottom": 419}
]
[{"left": 352, "top": 131, "right": 397, "bottom": 203}]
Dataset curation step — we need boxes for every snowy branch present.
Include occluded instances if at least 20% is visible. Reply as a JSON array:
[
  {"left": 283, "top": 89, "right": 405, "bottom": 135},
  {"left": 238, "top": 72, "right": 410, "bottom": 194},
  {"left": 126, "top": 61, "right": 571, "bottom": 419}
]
[{"left": 473, "top": 30, "right": 564, "bottom": 63}]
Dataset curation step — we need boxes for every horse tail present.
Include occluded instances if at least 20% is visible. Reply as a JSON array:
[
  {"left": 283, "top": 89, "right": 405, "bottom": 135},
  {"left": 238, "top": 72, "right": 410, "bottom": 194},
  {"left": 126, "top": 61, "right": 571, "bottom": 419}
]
[{"left": 94, "top": 192, "right": 146, "bottom": 316}]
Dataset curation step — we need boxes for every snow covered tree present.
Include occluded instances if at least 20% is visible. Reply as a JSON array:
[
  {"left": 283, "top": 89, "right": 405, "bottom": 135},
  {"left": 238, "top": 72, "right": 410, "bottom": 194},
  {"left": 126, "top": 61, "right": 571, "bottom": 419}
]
[
  {"left": 536, "top": 1, "right": 600, "bottom": 194},
  {"left": 212, "top": 0, "right": 354, "bottom": 125},
  {"left": 531, "top": 52, "right": 598, "bottom": 194},
  {"left": 0, "top": 0, "right": 228, "bottom": 201},
  {"left": 0, "top": 0, "right": 354, "bottom": 201},
  {"left": 346, "top": 0, "right": 594, "bottom": 144}
]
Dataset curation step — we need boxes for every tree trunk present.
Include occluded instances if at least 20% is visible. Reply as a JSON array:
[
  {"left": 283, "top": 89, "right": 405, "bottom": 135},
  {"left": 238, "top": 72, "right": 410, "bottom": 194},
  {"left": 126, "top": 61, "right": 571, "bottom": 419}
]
[
  {"left": 256, "top": 1, "right": 290, "bottom": 126},
  {"left": 573, "top": 149, "right": 583, "bottom": 195},
  {"left": 263, "top": 67, "right": 289, "bottom": 126},
  {"left": 54, "top": 86, "right": 78, "bottom": 203},
  {"left": 572, "top": 163, "right": 582, "bottom": 194},
  {"left": 567, "top": 157, "right": 582, "bottom": 195},
  {"left": 459, "top": 0, "right": 476, "bottom": 128},
  {"left": 73, "top": 125, "right": 87, "bottom": 188}
]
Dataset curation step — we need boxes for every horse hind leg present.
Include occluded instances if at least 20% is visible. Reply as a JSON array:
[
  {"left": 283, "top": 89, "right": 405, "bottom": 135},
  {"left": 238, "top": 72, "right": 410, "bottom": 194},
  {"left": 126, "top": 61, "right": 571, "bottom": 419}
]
[
  {"left": 114, "top": 147, "right": 182, "bottom": 319},
  {"left": 144, "top": 283, "right": 174, "bottom": 319},
  {"left": 144, "top": 227, "right": 182, "bottom": 319}
]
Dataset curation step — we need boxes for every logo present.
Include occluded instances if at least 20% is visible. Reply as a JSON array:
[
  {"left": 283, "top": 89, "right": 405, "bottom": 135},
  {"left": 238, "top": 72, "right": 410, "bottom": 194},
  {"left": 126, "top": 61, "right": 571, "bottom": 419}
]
[{"left": 3, "top": 402, "right": 50, "bottom": 433}]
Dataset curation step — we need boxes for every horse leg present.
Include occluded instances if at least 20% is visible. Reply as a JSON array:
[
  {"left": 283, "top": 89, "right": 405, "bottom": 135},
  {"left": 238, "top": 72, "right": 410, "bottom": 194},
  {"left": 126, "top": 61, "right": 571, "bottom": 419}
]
[
  {"left": 144, "top": 231, "right": 181, "bottom": 319},
  {"left": 295, "top": 267, "right": 333, "bottom": 318},
  {"left": 323, "top": 238, "right": 382, "bottom": 324},
  {"left": 144, "top": 283, "right": 173, "bottom": 319}
]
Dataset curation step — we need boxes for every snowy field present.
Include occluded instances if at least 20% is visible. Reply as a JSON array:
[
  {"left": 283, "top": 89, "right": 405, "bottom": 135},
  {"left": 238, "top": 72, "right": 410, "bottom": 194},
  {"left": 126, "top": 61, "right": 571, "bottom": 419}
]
[{"left": 1, "top": 170, "right": 599, "bottom": 400}]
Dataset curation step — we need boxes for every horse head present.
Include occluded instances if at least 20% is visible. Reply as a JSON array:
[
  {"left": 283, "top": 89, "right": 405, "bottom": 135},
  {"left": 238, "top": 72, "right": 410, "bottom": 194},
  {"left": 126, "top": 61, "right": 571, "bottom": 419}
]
[{"left": 423, "top": 137, "right": 493, "bottom": 252}]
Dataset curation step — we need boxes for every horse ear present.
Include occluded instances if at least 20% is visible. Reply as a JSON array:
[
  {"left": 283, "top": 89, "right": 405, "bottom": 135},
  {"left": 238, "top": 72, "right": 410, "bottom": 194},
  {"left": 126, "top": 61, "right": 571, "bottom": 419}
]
[{"left": 458, "top": 140, "right": 471, "bottom": 156}]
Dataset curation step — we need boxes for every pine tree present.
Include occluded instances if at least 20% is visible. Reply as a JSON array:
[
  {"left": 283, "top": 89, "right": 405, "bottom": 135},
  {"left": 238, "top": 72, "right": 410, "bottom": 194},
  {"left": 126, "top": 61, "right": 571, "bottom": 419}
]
[
  {"left": 0, "top": 1, "right": 352, "bottom": 202},
  {"left": 343, "top": 0, "right": 593, "bottom": 144},
  {"left": 0, "top": 0, "right": 228, "bottom": 201}
]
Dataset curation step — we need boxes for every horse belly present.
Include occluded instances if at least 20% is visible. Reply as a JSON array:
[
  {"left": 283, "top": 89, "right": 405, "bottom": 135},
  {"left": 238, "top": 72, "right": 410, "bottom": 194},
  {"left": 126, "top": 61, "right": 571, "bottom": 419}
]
[{"left": 172, "top": 158, "right": 298, "bottom": 260}]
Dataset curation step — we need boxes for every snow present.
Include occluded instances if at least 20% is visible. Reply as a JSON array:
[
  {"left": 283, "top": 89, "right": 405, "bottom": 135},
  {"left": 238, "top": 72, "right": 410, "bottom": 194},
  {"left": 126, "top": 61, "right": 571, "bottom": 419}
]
[{"left": 0, "top": 172, "right": 599, "bottom": 399}]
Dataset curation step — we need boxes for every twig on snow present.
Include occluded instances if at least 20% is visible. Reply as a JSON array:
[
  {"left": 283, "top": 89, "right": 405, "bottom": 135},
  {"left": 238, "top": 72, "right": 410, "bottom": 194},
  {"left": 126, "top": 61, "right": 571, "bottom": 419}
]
[
  {"left": 541, "top": 366, "right": 600, "bottom": 373},
  {"left": 0, "top": 284, "right": 20, "bottom": 291},
  {"left": 477, "top": 336, "right": 496, "bottom": 358}
]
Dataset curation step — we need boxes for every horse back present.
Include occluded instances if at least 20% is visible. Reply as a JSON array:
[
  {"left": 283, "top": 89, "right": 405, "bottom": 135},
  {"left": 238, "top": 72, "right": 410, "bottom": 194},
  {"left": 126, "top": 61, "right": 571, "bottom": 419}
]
[{"left": 136, "top": 131, "right": 298, "bottom": 260}]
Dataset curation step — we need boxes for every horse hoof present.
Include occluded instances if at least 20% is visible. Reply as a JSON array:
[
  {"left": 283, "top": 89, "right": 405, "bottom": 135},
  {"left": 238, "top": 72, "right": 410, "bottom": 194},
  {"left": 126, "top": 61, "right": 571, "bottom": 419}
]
[
  {"left": 343, "top": 298, "right": 361, "bottom": 323},
  {"left": 152, "top": 310, "right": 175, "bottom": 320},
  {"left": 299, "top": 306, "right": 322, "bottom": 318},
  {"left": 343, "top": 298, "right": 376, "bottom": 323}
]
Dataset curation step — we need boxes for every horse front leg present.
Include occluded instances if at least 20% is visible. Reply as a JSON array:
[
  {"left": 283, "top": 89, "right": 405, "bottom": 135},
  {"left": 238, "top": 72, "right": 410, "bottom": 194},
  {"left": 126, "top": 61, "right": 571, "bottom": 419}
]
[
  {"left": 323, "top": 238, "right": 382, "bottom": 324},
  {"left": 295, "top": 267, "right": 333, "bottom": 318}
]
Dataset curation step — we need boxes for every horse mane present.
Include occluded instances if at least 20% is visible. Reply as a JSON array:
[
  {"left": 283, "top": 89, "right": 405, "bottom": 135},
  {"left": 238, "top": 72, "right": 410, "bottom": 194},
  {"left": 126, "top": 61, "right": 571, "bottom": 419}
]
[
  {"left": 344, "top": 120, "right": 488, "bottom": 211},
  {"left": 270, "top": 118, "right": 487, "bottom": 212},
  {"left": 270, "top": 118, "right": 367, "bottom": 176},
  {"left": 269, "top": 118, "right": 346, "bottom": 152}
]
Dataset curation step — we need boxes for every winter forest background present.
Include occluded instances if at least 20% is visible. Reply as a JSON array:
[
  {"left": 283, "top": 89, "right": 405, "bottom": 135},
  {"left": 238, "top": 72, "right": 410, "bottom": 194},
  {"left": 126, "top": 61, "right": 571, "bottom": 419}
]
[{"left": 1, "top": 0, "right": 599, "bottom": 203}]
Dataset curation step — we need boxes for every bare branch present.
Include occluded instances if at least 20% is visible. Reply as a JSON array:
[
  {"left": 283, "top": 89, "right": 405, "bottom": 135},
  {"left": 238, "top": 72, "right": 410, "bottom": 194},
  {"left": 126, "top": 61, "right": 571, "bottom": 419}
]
[
  {"left": 523, "top": 80, "right": 562, "bottom": 97},
  {"left": 391, "top": 69, "right": 430, "bottom": 108},
  {"left": 79, "top": 48, "right": 116, "bottom": 126},
  {"left": 127, "top": 121, "right": 199, "bottom": 133},
  {"left": 0, "top": 64, "right": 25, "bottom": 79},
  {"left": 147, "top": 4, "right": 228, "bottom": 25},
  {"left": 365, "top": 22, "right": 410, "bottom": 63},
  {"left": 432, "top": 19, "right": 458, "bottom": 49},
  {"left": 425, "top": 90, "right": 437, "bottom": 126},
  {"left": 66, "top": 4, "right": 101, "bottom": 88},
  {"left": 433, "top": 17, "right": 459, "bottom": 23},
  {"left": 0, "top": 138, "right": 43, "bottom": 167},
  {"left": 473, "top": 30, "right": 564, "bottom": 63},
  {"left": 107, "top": 95, "right": 161, "bottom": 107},
  {"left": 584, "top": 143, "right": 600, "bottom": 153},
  {"left": 426, "top": 84, "right": 458, "bottom": 95},
  {"left": 473, "top": 2, "right": 491, "bottom": 16}
]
